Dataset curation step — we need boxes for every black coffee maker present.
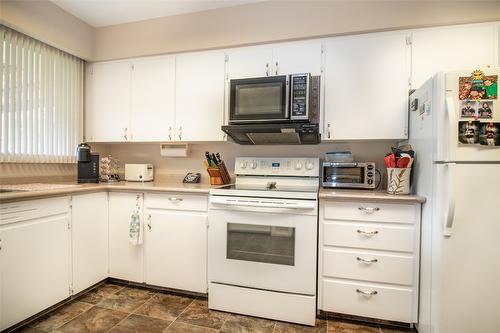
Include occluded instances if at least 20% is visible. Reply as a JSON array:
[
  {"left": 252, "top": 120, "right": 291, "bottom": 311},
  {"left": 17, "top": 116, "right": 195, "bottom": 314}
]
[{"left": 77, "top": 143, "right": 99, "bottom": 183}]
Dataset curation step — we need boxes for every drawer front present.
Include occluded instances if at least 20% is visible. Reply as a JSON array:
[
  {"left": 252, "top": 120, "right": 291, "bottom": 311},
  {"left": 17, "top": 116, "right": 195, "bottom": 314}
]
[
  {"left": 0, "top": 197, "right": 70, "bottom": 225},
  {"left": 323, "top": 222, "right": 415, "bottom": 252},
  {"left": 323, "top": 201, "right": 417, "bottom": 224},
  {"left": 323, "top": 249, "right": 414, "bottom": 285},
  {"left": 145, "top": 193, "right": 207, "bottom": 212},
  {"left": 322, "top": 279, "right": 413, "bottom": 323}
]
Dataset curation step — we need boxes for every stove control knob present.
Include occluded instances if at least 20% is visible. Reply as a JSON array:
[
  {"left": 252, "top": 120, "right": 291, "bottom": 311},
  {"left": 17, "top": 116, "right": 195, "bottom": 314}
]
[
  {"left": 239, "top": 161, "right": 248, "bottom": 169},
  {"left": 305, "top": 161, "right": 314, "bottom": 170},
  {"left": 250, "top": 161, "right": 258, "bottom": 169},
  {"left": 294, "top": 161, "right": 303, "bottom": 170}
]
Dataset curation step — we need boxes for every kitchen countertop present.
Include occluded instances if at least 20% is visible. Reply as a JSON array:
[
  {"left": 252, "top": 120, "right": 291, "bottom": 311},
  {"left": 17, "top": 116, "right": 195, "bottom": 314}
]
[
  {"left": 319, "top": 188, "right": 426, "bottom": 203},
  {"left": 0, "top": 179, "right": 211, "bottom": 203}
]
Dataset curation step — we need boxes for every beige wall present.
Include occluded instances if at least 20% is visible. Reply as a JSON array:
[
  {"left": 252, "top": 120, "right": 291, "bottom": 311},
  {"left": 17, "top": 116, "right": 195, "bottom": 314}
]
[
  {"left": 94, "top": 0, "right": 500, "bottom": 61},
  {"left": 0, "top": 0, "right": 94, "bottom": 60},
  {"left": 92, "top": 141, "right": 396, "bottom": 182}
]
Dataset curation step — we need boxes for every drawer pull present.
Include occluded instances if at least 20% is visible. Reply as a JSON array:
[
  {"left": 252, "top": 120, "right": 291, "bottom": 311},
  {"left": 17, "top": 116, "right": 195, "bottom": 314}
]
[
  {"left": 356, "top": 256, "right": 378, "bottom": 264},
  {"left": 358, "top": 207, "right": 380, "bottom": 213},
  {"left": 356, "top": 288, "right": 378, "bottom": 296},
  {"left": 357, "top": 229, "right": 379, "bottom": 236},
  {"left": 168, "top": 197, "right": 183, "bottom": 202}
]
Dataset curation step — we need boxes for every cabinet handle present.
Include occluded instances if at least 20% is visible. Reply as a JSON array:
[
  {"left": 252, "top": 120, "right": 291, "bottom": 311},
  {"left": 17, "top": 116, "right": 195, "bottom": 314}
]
[
  {"left": 327, "top": 123, "right": 331, "bottom": 139},
  {"left": 124, "top": 128, "right": 128, "bottom": 140},
  {"left": 275, "top": 61, "right": 278, "bottom": 75},
  {"left": 356, "top": 256, "right": 378, "bottom": 264},
  {"left": 168, "top": 126, "right": 172, "bottom": 140},
  {"left": 357, "top": 229, "right": 379, "bottom": 236},
  {"left": 0, "top": 238, "right": 2, "bottom": 251},
  {"left": 168, "top": 197, "right": 183, "bottom": 202},
  {"left": 358, "top": 207, "right": 380, "bottom": 213},
  {"left": 178, "top": 126, "right": 182, "bottom": 140},
  {"left": 356, "top": 289, "right": 378, "bottom": 296},
  {"left": 265, "top": 63, "right": 269, "bottom": 76},
  {"left": 147, "top": 214, "right": 151, "bottom": 230}
]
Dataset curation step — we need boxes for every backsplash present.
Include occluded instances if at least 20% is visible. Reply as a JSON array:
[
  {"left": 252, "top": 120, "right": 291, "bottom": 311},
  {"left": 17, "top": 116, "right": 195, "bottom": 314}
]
[
  {"left": 0, "top": 163, "right": 76, "bottom": 184},
  {"left": 1, "top": 141, "right": 396, "bottom": 185},
  {"left": 92, "top": 141, "right": 396, "bottom": 181}
]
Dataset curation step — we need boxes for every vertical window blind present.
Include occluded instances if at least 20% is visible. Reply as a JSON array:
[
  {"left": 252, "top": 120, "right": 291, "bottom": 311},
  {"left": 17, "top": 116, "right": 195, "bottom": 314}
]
[{"left": 1, "top": 25, "right": 84, "bottom": 163}]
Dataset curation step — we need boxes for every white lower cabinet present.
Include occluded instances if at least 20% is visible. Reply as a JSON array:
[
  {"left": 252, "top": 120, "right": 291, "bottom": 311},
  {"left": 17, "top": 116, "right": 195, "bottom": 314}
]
[
  {"left": 71, "top": 192, "right": 109, "bottom": 294},
  {"left": 145, "top": 193, "right": 208, "bottom": 293},
  {"left": 0, "top": 198, "right": 71, "bottom": 331},
  {"left": 108, "top": 192, "right": 144, "bottom": 283},
  {"left": 318, "top": 199, "right": 421, "bottom": 324}
]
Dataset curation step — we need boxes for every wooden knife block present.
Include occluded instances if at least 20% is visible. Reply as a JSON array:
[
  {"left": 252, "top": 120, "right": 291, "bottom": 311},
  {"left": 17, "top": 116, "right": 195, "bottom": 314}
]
[{"left": 206, "top": 162, "right": 231, "bottom": 185}]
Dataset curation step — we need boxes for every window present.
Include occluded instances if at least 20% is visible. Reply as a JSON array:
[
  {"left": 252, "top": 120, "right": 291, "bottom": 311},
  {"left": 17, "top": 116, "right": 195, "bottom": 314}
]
[{"left": 1, "top": 25, "right": 84, "bottom": 163}]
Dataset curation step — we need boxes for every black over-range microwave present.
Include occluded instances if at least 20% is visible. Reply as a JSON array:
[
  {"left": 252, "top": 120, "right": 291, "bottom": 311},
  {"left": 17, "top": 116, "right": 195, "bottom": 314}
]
[{"left": 222, "top": 73, "right": 321, "bottom": 145}]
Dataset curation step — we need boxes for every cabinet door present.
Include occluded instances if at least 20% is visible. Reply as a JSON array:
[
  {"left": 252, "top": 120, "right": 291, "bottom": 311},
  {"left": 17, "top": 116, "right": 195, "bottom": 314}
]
[
  {"left": 85, "top": 61, "right": 131, "bottom": 142},
  {"left": 71, "top": 192, "right": 108, "bottom": 294},
  {"left": 108, "top": 192, "right": 144, "bottom": 282},
  {"left": 130, "top": 56, "right": 176, "bottom": 141},
  {"left": 412, "top": 24, "right": 498, "bottom": 89},
  {"left": 272, "top": 40, "right": 322, "bottom": 75},
  {"left": 175, "top": 51, "right": 225, "bottom": 141},
  {"left": 226, "top": 46, "right": 274, "bottom": 79},
  {"left": 0, "top": 216, "right": 70, "bottom": 331},
  {"left": 323, "top": 32, "right": 410, "bottom": 140},
  {"left": 145, "top": 210, "right": 207, "bottom": 293}
]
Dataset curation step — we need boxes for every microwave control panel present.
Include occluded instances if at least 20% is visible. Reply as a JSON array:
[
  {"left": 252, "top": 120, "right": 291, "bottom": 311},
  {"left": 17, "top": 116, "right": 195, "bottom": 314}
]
[{"left": 290, "top": 74, "right": 310, "bottom": 121}]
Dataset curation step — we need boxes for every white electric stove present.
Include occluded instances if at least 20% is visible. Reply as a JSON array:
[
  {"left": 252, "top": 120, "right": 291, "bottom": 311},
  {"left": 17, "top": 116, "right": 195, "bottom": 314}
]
[{"left": 208, "top": 157, "right": 319, "bottom": 326}]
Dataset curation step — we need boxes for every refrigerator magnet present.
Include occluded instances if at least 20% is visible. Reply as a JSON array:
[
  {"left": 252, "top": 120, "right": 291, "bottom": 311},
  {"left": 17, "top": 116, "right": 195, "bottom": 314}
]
[
  {"left": 458, "top": 120, "right": 480, "bottom": 145},
  {"left": 459, "top": 71, "right": 497, "bottom": 100},
  {"left": 460, "top": 100, "right": 477, "bottom": 118},
  {"left": 477, "top": 100, "right": 493, "bottom": 119},
  {"left": 479, "top": 122, "right": 500, "bottom": 146}
]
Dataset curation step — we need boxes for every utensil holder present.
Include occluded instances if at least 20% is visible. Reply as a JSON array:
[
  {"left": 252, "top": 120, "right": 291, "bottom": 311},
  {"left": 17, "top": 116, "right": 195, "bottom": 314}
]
[
  {"left": 206, "top": 161, "right": 231, "bottom": 185},
  {"left": 387, "top": 168, "right": 411, "bottom": 195}
]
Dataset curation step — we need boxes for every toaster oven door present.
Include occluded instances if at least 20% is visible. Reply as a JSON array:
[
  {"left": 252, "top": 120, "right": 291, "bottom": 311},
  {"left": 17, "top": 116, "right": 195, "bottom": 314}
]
[
  {"left": 323, "top": 166, "right": 367, "bottom": 188},
  {"left": 229, "top": 75, "right": 289, "bottom": 123}
]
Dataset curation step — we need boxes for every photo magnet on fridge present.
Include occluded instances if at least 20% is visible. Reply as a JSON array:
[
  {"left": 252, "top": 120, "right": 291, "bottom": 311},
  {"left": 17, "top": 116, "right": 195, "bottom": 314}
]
[
  {"left": 458, "top": 120, "right": 480, "bottom": 144},
  {"left": 479, "top": 122, "right": 500, "bottom": 146},
  {"left": 477, "top": 100, "right": 493, "bottom": 119},
  {"left": 459, "top": 70, "right": 497, "bottom": 100},
  {"left": 460, "top": 100, "right": 477, "bottom": 118}
]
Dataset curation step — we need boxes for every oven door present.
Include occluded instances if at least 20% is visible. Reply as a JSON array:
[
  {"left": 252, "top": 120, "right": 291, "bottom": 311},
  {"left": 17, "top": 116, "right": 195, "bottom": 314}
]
[
  {"left": 208, "top": 196, "right": 317, "bottom": 295},
  {"left": 229, "top": 75, "right": 289, "bottom": 123}
]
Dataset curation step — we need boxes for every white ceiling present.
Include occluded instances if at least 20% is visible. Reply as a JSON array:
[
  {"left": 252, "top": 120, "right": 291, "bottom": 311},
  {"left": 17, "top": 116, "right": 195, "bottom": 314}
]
[{"left": 51, "top": 0, "right": 265, "bottom": 27}]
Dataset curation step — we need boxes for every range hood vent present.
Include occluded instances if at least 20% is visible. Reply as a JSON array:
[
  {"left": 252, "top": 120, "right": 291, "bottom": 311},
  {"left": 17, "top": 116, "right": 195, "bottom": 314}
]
[{"left": 222, "top": 123, "right": 320, "bottom": 145}]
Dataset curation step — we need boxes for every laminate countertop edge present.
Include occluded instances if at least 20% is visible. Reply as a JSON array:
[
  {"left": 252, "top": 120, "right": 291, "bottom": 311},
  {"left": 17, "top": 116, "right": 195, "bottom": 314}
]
[
  {"left": 319, "top": 189, "right": 426, "bottom": 204},
  {"left": 0, "top": 182, "right": 211, "bottom": 203}
]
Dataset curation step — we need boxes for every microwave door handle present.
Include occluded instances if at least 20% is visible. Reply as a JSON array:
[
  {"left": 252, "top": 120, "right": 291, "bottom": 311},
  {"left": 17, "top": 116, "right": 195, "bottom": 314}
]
[{"left": 285, "top": 76, "right": 290, "bottom": 119}]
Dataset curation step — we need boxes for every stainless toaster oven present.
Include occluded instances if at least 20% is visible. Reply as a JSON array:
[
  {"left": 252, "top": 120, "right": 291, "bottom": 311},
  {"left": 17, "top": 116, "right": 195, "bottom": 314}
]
[{"left": 322, "top": 162, "right": 376, "bottom": 189}]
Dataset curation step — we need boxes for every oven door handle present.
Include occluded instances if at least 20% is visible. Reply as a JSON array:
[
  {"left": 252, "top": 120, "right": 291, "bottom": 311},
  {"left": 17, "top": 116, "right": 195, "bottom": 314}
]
[{"left": 211, "top": 201, "right": 316, "bottom": 211}]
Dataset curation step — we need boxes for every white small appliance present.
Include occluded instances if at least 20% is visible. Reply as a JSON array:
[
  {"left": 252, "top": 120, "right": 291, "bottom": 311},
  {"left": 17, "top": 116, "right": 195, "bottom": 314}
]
[
  {"left": 208, "top": 157, "right": 319, "bottom": 326},
  {"left": 409, "top": 68, "right": 500, "bottom": 333},
  {"left": 125, "top": 164, "right": 154, "bottom": 182}
]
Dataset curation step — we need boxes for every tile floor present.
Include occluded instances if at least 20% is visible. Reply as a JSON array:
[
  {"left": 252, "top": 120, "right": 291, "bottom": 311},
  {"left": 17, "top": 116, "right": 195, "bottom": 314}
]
[{"left": 14, "top": 282, "right": 415, "bottom": 333}]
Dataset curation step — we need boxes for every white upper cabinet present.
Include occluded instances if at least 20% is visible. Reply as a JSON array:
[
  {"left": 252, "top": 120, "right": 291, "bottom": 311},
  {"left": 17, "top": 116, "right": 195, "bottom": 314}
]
[
  {"left": 226, "top": 41, "right": 322, "bottom": 79},
  {"left": 175, "top": 51, "right": 226, "bottom": 141},
  {"left": 226, "top": 46, "right": 274, "bottom": 79},
  {"left": 130, "top": 56, "right": 176, "bottom": 141},
  {"left": 272, "top": 40, "right": 322, "bottom": 75},
  {"left": 323, "top": 31, "right": 411, "bottom": 140},
  {"left": 85, "top": 61, "right": 131, "bottom": 142},
  {"left": 411, "top": 24, "right": 498, "bottom": 89}
]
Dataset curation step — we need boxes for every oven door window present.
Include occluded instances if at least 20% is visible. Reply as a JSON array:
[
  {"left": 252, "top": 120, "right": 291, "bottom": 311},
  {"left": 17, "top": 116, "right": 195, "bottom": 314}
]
[
  {"left": 227, "top": 223, "right": 295, "bottom": 266},
  {"left": 324, "top": 167, "right": 364, "bottom": 184},
  {"left": 230, "top": 76, "right": 288, "bottom": 122}
]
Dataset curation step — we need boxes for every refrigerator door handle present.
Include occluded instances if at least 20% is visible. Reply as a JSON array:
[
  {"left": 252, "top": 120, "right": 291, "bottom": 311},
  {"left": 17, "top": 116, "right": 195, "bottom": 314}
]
[
  {"left": 444, "top": 162, "right": 456, "bottom": 237},
  {"left": 445, "top": 97, "right": 456, "bottom": 162}
]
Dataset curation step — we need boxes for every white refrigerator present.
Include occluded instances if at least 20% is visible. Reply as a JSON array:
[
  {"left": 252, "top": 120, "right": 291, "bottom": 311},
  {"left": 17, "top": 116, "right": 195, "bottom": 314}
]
[{"left": 409, "top": 69, "right": 500, "bottom": 333}]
